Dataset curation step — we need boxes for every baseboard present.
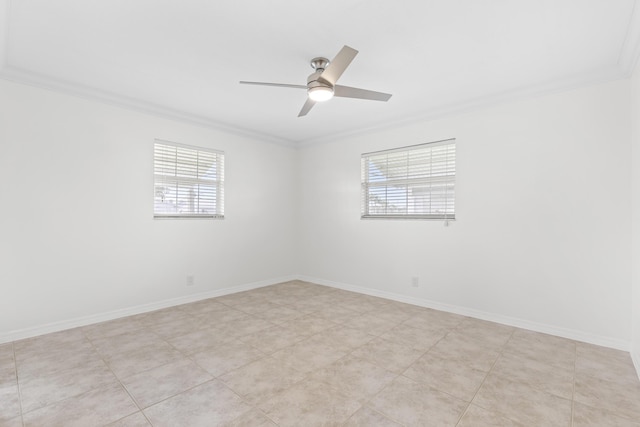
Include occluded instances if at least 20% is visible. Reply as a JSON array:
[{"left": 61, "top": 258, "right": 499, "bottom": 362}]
[
  {"left": 298, "top": 275, "right": 631, "bottom": 352},
  {"left": 4, "top": 273, "right": 633, "bottom": 356},
  {"left": 0, "top": 275, "right": 297, "bottom": 344}
]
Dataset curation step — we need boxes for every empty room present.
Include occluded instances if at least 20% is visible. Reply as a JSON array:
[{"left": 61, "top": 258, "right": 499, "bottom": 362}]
[{"left": 2, "top": 0, "right": 640, "bottom": 426}]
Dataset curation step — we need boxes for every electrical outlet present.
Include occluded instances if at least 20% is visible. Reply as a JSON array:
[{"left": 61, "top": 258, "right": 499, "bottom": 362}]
[
  {"left": 186, "top": 275, "right": 195, "bottom": 286},
  {"left": 411, "top": 276, "right": 419, "bottom": 287}
]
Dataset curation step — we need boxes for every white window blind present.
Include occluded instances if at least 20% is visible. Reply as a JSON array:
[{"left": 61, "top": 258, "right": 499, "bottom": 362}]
[
  {"left": 153, "top": 140, "right": 224, "bottom": 219},
  {"left": 361, "top": 139, "right": 456, "bottom": 219}
]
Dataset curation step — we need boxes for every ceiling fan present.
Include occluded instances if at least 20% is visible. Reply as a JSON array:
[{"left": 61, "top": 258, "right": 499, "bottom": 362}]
[{"left": 240, "top": 45, "right": 392, "bottom": 117}]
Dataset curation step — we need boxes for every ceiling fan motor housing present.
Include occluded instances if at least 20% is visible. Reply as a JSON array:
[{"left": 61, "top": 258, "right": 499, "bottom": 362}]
[{"left": 307, "top": 57, "right": 334, "bottom": 101}]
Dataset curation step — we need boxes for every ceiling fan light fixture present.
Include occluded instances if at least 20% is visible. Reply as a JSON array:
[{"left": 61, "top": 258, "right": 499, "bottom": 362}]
[{"left": 308, "top": 86, "right": 334, "bottom": 102}]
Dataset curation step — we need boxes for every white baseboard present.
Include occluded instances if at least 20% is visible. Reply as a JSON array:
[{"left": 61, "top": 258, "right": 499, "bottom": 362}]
[
  {"left": 0, "top": 275, "right": 297, "bottom": 344},
  {"left": 298, "top": 275, "right": 632, "bottom": 352},
  {"left": 3, "top": 273, "right": 634, "bottom": 359}
]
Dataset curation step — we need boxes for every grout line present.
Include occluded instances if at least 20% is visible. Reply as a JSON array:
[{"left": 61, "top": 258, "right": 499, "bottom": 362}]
[
  {"left": 82, "top": 330, "right": 145, "bottom": 423},
  {"left": 453, "top": 328, "right": 517, "bottom": 426},
  {"left": 11, "top": 341, "right": 25, "bottom": 427}
]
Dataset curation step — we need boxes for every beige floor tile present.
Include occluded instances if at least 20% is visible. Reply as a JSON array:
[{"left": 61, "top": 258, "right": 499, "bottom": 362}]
[
  {"left": 215, "top": 292, "right": 263, "bottom": 307},
  {"left": 401, "top": 308, "right": 466, "bottom": 330},
  {"left": 256, "top": 305, "right": 305, "bottom": 324},
  {"left": 310, "top": 325, "right": 377, "bottom": 351},
  {"left": 143, "top": 379, "right": 251, "bottom": 426},
  {"left": 0, "top": 343, "right": 14, "bottom": 366},
  {"left": 139, "top": 307, "right": 195, "bottom": 326},
  {"left": 490, "top": 351, "right": 574, "bottom": 399},
  {"left": 16, "top": 345, "right": 100, "bottom": 381},
  {"left": 221, "top": 409, "right": 277, "bottom": 427},
  {"left": 82, "top": 317, "right": 147, "bottom": 340},
  {"left": 472, "top": 374, "right": 572, "bottom": 426},
  {"left": 166, "top": 326, "right": 237, "bottom": 355},
  {"left": 145, "top": 315, "right": 208, "bottom": 340},
  {"left": 8, "top": 281, "right": 640, "bottom": 426},
  {"left": 237, "top": 325, "right": 307, "bottom": 354},
  {"left": 344, "top": 312, "right": 401, "bottom": 336},
  {"left": 0, "top": 416, "right": 23, "bottom": 427},
  {"left": 455, "top": 318, "right": 515, "bottom": 347},
  {"left": 576, "top": 342, "right": 632, "bottom": 365},
  {"left": 90, "top": 330, "right": 166, "bottom": 359},
  {"left": 572, "top": 401, "right": 640, "bottom": 426},
  {"left": 20, "top": 358, "right": 119, "bottom": 413},
  {"left": 312, "top": 304, "right": 360, "bottom": 323},
  {"left": 14, "top": 328, "right": 87, "bottom": 356},
  {"left": 456, "top": 404, "right": 526, "bottom": 427},
  {"left": 257, "top": 378, "right": 361, "bottom": 427},
  {"left": 402, "top": 351, "right": 487, "bottom": 401},
  {"left": 0, "top": 379, "right": 21, "bottom": 422},
  {"left": 176, "top": 299, "right": 229, "bottom": 316},
  {"left": 262, "top": 294, "right": 304, "bottom": 307},
  {"left": 343, "top": 406, "right": 402, "bottom": 427},
  {"left": 191, "top": 339, "right": 265, "bottom": 377},
  {"left": 194, "top": 307, "right": 249, "bottom": 324},
  {"left": 503, "top": 329, "right": 576, "bottom": 370},
  {"left": 270, "top": 335, "right": 348, "bottom": 373},
  {"left": 385, "top": 300, "right": 432, "bottom": 316},
  {"left": 106, "top": 412, "right": 152, "bottom": 426},
  {"left": 104, "top": 341, "right": 184, "bottom": 379},
  {"left": 374, "top": 307, "right": 412, "bottom": 324},
  {"left": 280, "top": 315, "right": 338, "bottom": 335},
  {"left": 280, "top": 298, "right": 327, "bottom": 315},
  {"left": 309, "top": 354, "right": 397, "bottom": 403},
  {"left": 219, "top": 356, "right": 306, "bottom": 405},
  {"left": 351, "top": 336, "right": 424, "bottom": 374},
  {"left": 337, "top": 297, "right": 389, "bottom": 314},
  {"left": 235, "top": 300, "right": 283, "bottom": 315},
  {"left": 576, "top": 343, "right": 638, "bottom": 385},
  {"left": 122, "top": 358, "right": 213, "bottom": 408},
  {"left": 22, "top": 383, "right": 138, "bottom": 427},
  {"left": 379, "top": 323, "right": 447, "bottom": 351},
  {"left": 368, "top": 375, "right": 467, "bottom": 427},
  {"left": 214, "top": 315, "right": 275, "bottom": 339},
  {"left": 574, "top": 371, "right": 640, "bottom": 420},
  {"left": 0, "top": 362, "right": 15, "bottom": 385},
  {"left": 428, "top": 331, "right": 501, "bottom": 372}
]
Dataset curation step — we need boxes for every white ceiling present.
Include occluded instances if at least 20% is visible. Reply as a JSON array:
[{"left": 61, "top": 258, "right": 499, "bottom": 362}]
[{"left": 1, "top": 0, "right": 639, "bottom": 145}]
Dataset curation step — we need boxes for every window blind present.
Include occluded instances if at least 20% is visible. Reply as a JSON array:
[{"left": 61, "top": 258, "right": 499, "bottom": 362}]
[
  {"left": 361, "top": 139, "right": 455, "bottom": 219},
  {"left": 153, "top": 140, "right": 224, "bottom": 219}
]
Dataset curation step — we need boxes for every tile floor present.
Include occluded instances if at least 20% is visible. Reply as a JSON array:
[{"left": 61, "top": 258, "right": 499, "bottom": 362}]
[{"left": 2, "top": 280, "right": 640, "bottom": 426}]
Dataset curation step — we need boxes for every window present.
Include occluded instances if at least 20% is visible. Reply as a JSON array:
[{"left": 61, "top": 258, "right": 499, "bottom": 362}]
[
  {"left": 153, "top": 140, "right": 224, "bottom": 219},
  {"left": 361, "top": 139, "right": 455, "bottom": 219}
]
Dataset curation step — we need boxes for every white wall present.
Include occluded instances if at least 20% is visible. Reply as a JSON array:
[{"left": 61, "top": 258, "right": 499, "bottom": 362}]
[
  {"left": 298, "top": 79, "right": 632, "bottom": 348},
  {"left": 632, "top": 63, "right": 640, "bottom": 368},
  {"left": 0, "top": 80, "right": 297, "bottom": 340},
  {"left": 0, "top": 76, "right": 635, "bottom": 352}
]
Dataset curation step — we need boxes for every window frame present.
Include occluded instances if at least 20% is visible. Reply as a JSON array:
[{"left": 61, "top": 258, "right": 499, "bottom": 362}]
[
  {"left": 360, "top": 138, "right": 456, "bottom": 220},
  {"left": 153, "top": 139, "right": 225, "bottom": 220}
]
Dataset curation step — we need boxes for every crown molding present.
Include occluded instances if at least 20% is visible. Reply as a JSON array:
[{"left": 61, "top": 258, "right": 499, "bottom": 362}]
[
  {"left": 1, "top": 0, "right": 638, "bottom": 148},
  {"left": 619, "top": 0, "right": 640, "bottom": 76},
  {"left": 298, "top": 65, "right": 627, "bottom": 147},
  {"left": 0, "top": 65, "right": 297, "bottom": 148},
  {"left": 0, "top": 63, "right": 628, "bottom": 150}
]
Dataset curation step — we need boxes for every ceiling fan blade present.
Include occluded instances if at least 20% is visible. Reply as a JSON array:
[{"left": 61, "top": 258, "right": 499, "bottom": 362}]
[
  {"left": 239, "top": 81, "right": 307, "bottom": 89},
  {"left": 318, "top": 45, "right": 358, "bottom": 86},
  {"left": 298, "top": 98, "right": 316, "bottom": 117},
  {"left": 334, "top": 85, "right": 392, "bottom": 101}
]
